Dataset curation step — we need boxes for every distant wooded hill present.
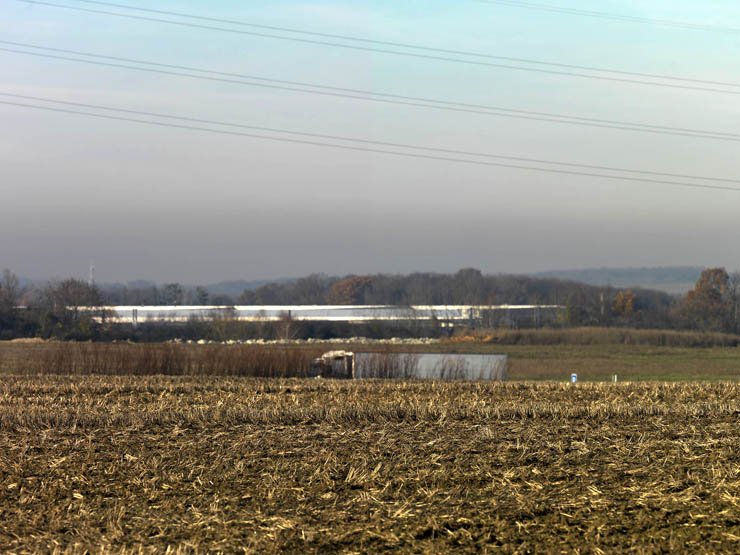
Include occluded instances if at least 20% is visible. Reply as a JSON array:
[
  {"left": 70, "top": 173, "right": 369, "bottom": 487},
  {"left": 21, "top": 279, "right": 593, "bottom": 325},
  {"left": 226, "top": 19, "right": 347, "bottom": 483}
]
[
  {"left": 204, "top": 267, "right": 705, "bottom": 297},
  {"left": 17, "top": 267, "right": 703, "bottom": 302},
  {"left": 203, "top": 278, "right": 297, "bottom": 298},
  {"left": 533, "top": 267, "right": 703, "bottom": 294}
]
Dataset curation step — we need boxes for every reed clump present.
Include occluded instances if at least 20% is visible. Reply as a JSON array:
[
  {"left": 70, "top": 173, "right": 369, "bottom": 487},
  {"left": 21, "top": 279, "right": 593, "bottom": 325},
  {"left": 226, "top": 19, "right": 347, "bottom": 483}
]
[{"left": 24, "top": 342, "right": 325, "bottom": 377}]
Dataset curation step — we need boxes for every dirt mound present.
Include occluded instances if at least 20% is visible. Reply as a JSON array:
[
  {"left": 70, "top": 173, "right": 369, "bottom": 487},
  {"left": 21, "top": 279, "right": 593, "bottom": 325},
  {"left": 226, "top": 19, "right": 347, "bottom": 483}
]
[{"left": 8, "top": 337, "right": 47, "bottom": 344}]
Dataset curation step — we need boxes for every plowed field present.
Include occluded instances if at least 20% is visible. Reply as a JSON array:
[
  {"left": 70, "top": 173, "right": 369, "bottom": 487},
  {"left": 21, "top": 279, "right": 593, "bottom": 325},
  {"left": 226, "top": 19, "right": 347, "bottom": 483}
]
[{"left": 3, "top": 377, "right": 740, "bottom": 553}]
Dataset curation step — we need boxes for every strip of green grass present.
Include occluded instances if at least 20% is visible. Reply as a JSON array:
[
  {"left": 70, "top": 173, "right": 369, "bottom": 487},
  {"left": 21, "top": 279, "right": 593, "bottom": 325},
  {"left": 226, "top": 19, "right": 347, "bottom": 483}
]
[{"left": 503, "top": 345, "right": 740, "bottom": 382}]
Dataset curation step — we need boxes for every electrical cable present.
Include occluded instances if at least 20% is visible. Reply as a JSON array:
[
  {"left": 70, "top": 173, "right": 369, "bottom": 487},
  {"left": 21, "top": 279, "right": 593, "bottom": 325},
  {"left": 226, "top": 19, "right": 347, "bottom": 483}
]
[
  {"left": 5, "top": 90, "right": 740, "bottom": 183},
  {"left": 2, "top": 98, "right": 738, "bottom": 192},
  {"left": 471, "top": 0, "right": 740, "bottom": 34},
  {"left": 15, "top": 0, "right": 740, "bottom": 93},
  {"left": 3, "top": 43, "right": 740, "bottom": 143}
]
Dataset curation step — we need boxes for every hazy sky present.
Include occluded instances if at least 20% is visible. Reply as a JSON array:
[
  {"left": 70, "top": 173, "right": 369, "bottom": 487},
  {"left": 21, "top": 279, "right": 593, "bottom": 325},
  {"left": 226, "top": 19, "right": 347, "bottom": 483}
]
[{"left": 2, "top": 0, "right": 740, "bottom": 283}]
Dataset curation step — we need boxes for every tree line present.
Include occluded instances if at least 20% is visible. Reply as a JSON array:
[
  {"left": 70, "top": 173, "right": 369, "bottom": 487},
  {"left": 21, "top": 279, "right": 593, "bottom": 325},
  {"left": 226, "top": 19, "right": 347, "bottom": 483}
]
[{"left": 0, "top": 267, "right": 738, "bottom": 340}]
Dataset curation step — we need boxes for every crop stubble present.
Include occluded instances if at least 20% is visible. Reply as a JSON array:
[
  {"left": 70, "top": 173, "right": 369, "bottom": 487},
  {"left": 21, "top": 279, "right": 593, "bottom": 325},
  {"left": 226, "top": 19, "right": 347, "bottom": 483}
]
[{"left": 2, "top": 378, "right": 740, "bottom": 553}]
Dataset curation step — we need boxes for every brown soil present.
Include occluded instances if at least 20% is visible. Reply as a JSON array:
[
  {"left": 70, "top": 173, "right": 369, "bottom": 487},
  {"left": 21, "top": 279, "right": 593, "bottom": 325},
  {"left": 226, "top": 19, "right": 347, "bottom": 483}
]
[{"left": 2, "top": 378, "right": 740, "bottom": 553}]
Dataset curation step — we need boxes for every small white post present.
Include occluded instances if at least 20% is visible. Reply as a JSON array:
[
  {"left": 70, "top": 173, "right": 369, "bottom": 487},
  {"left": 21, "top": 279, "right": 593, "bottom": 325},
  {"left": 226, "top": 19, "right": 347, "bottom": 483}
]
[{"left": 571, "top": 373, "right": 578, "bottom": 384}]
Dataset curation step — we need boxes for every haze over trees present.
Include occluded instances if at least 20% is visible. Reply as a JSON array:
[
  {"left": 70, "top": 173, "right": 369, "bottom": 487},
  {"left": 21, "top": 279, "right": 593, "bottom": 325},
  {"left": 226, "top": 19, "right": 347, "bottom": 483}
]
[
  {"left": 1, "top": 267, "right": 740, "bottom": 340},
  {"left": 237, "top": 268, "right": 675, "bottom": 328}
]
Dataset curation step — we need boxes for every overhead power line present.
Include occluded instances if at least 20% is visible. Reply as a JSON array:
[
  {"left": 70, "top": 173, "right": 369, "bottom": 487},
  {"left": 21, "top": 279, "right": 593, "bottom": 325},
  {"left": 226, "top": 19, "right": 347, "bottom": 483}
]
[
  {"left": 2, "top": 96, "right": 739, "bottom": 192},
  {"left": 5, "top": 90, "right": 740, "bottom": 184},
  {"left": 3, "top": 42, "right": 740, "bottom": 144},
  {"left": 25, "top": 0, "right": 740, "bottom": 42},
  {"left": 16, "top": 0, "right": 740, "bottom": 94},
  {"left": 471, "top": 0, "right": 740, "bottom": 34}
]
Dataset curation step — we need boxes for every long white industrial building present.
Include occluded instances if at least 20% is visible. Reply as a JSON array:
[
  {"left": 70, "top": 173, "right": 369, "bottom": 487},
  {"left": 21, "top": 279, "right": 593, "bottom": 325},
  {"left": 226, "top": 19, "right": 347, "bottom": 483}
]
[{"left": 75, "top": 304, "right": 565, "bottom": 326}]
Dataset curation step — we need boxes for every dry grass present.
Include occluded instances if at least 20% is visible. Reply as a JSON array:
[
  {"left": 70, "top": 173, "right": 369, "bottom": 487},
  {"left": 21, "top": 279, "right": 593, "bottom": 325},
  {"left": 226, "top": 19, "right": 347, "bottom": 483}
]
[
  {"left": 3, "top": 342, "right": 325, "bottom": 377},
  {"left": 3, "top": 377, "right": 740, "bottom": 552}
]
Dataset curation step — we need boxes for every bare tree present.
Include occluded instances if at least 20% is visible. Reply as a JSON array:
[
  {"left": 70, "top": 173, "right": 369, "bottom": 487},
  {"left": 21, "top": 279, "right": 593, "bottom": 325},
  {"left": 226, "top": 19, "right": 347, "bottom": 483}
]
[
  {"left": 274, "top": 311, "right": 298, "bottom": 341},
  {"left": 162, "top": 283, "right": 184, "bottom": 306},
  {"left": 727, "top": 272, "right": 740, "bottom": 334},
  {"left": 0, "top": 269, "right": 21, "bottom": 336},
  {"left": 36, "top": 279, "right": 104, "bottom": 338},
  {"left": 0, "top": 269, "right": 20, "bottom": 313},
  {"left": 194, "top": 286, "right": 209, "bottom": 305}
]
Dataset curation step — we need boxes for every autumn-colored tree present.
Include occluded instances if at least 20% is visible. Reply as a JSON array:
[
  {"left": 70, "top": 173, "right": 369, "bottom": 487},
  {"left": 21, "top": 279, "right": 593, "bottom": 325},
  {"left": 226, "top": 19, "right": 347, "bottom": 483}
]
[
  {"left": 614, "top": 289, "right": 635, "bottom": 316},
  {"left": 326, "top": 276, "right": 373, "bottom": 305},
  {"left": 684, "top": 268, "right": 730, "bottom": 331}
]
